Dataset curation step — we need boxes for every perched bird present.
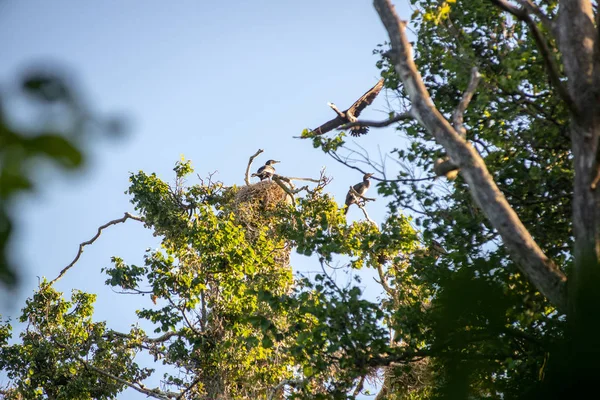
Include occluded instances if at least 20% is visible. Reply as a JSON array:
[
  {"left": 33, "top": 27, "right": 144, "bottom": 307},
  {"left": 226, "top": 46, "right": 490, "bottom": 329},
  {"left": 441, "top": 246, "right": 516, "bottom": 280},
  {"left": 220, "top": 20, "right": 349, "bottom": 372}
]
[
  {"left": 344, "top": 173, "right": 374, "bottom": 214},
  {"left": 252, "top": 159, "right": 280, "bottom": 181},
  {"left": 312, "top": 79, "right": 384, "bottom": 137}
]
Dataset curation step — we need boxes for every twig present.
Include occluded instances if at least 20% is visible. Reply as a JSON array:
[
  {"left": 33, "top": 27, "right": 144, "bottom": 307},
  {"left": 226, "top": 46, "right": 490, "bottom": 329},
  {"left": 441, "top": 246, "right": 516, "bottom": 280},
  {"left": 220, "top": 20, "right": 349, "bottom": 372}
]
[
  {"left": 245, "top": 149, "right": 264, "bottom": 185},
  {"left": 490, "top": 0, "right": 577, "bottom": 115},
  {"left": 46, "top": 212, "right": 143, "bottom": 287},
  {"left": 337, "top": 111, "right": 414, "bottom": 130},
  {"left": 452, "top": 67, "right": 481, "bottom": 138},
  {"left": 283, "top": 176, "right": 322, "bottom": 183},
  {"left": 330, "top": 151, "right": 433, "bottom": 183}
]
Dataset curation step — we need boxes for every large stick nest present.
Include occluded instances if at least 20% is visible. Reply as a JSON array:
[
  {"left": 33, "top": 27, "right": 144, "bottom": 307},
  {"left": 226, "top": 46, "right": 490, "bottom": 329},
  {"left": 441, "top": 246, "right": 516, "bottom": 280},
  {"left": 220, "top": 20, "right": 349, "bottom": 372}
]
[{"left": 231, "top": 180, "right": 293, "bottom": 268}]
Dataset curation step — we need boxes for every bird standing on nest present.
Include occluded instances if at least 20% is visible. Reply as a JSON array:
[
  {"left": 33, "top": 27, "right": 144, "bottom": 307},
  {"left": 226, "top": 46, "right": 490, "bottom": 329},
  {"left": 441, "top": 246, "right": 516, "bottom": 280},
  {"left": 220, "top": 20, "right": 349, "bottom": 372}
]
[
  {"left": 344, "top": 173, "right": 374, "bottom": 215},
  {"left": 252, "top": 160, "right": 280, "bottom": 181}
]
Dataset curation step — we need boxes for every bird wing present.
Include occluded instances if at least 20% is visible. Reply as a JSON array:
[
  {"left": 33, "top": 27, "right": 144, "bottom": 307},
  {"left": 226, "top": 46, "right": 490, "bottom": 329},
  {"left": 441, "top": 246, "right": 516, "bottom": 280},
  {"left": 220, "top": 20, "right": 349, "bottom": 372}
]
[
  {"left": 347, "top": 78, "right": 385, "bottom": 118},
  {"left": 311, "top": 115, "right": 345, "bottom": 136},
  {"left": 257, "top": 165, "right": 275, "bottom": 175}
]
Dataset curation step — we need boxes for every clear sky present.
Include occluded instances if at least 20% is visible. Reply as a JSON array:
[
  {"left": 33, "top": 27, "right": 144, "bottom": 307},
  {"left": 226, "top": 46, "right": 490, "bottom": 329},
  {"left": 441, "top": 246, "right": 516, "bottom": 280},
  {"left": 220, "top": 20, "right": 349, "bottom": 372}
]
[{"left": 1, "top": 0, "right": 415, "bottom": 397}]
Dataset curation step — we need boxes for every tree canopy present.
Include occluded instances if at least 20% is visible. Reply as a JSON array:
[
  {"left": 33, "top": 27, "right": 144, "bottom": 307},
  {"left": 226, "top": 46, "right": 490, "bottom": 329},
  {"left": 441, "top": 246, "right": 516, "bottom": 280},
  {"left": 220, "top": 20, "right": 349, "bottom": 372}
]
[{"left": 3, "top": 0, "right": 600, "bottom": 398}]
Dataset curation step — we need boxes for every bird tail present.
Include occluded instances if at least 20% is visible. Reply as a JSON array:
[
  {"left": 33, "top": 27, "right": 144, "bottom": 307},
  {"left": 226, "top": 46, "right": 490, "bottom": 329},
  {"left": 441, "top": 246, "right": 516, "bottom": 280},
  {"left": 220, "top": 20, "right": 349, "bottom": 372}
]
[{"left": 343, "top": 205, "right": 349, "bottom": 215}]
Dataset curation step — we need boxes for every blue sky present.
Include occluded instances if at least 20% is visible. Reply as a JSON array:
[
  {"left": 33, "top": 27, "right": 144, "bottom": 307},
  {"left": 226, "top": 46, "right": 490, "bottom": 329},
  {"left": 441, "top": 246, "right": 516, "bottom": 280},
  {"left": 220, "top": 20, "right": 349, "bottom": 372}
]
[{"left": 1, "top": 0, "right": 416, "bottom": 397}]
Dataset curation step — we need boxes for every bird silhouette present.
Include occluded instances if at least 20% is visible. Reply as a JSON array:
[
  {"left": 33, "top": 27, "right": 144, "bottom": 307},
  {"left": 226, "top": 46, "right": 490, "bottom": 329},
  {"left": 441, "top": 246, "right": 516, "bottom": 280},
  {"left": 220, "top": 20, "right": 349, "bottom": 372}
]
[
  {"left": 252, "top": 160, "right": 280, "bottom": 181},
  {"left": 344, "top": 173, "right": 374, "bottom": 214},
  {"left": 312, "top": 79, "right": 384, "bottom": 137}
]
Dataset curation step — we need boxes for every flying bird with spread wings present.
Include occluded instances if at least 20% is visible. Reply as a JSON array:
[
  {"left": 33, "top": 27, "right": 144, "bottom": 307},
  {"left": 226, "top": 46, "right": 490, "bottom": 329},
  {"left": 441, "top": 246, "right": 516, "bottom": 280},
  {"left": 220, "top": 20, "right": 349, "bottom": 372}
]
[{"left": 312, "top": 78, "right": 384, "bottom": 137}]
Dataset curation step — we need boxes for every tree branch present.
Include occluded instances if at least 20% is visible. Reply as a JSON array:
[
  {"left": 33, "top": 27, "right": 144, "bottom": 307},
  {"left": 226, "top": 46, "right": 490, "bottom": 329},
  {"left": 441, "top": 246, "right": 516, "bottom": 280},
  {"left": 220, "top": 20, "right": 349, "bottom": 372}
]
[
  {"left": 374, "top": 0, "right": 567, "bottom": 311},
  {"left": 452, "top": 67, "right": 481, "bottom": 138},
  {"left": 45, "top": 212, "right": 144, "bottom": 288},
  {"left": 245, "top": 148, "right": 264, "bottom": 185},
  {"left": 337, "top": 111, "right": 414, "bottom": 130},
  {"left": 490, "top": 0, "right": 577, "bottom": 115},
  {"left": 515, "top": 0, "right": 556, "bottom": 34},
  {"left": 54, "top": 341, "right": 176, "bottom": 399}
]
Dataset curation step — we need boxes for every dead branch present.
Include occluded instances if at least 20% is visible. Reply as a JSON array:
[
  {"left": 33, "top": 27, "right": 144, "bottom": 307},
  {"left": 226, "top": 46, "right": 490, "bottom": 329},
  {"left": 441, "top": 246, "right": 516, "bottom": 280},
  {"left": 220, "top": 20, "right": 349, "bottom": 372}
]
[
  {"left": 245, "top": 148, "right": 264, "bottom": 185},
  {"left": 337, "top": 111, "right": 414, "bottom": 130},
  {"left": 330, "top": 150, "right": 434, "bottom": 183},
  {"left": 374, "top": 0, "right": 567, "bottom": 310},
  {"left": 272, "top": 175, "right": 297, "bottom": 202},
  {"left": 283, "top": 176, "right": 322, "bottom": 183},
  {"left": 356, "top": 202, "right": 376, "bottom": 225},
  {"left": 46, "top": 212, "right": 144, "bottom": 288}
]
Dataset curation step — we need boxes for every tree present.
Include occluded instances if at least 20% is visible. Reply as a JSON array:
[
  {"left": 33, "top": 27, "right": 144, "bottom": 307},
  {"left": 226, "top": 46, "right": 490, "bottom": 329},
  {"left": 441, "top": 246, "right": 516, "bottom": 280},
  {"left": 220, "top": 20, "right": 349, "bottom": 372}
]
[
  {"left": 3, "top": 0, "right": 599, "bottom": 398},
  {"left": 1, "top": 156, "right": 422, "bottom": 399}
]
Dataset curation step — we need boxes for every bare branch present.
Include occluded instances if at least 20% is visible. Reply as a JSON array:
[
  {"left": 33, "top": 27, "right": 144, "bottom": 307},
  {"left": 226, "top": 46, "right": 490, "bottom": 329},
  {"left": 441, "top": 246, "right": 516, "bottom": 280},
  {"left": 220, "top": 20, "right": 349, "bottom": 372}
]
[
  {"left": 452, "top": 67, "right": 481, "bottom": 138},
  {"left": 330, "top": 150, "right": 434, "bottom": 183},
  {"left": 280, "top": 176, "right": 322, "bottom": 183},
  {"left": 490, "top": 0, "right": 577, "bottom": 115},
  {"left": 245, "top": 149, "right": 264, "bottom": 185},
  {"left": 376, "top": 263, "right": 395, "bottom": 297},
  {"left": 374, "top": 0, "right": 567, "bottom": 310},
  {"left": 337, "top": 111, "right": 414, "bottom": 130},
  {"left": 107, "top": 330, "right": 180, "bottom": 344},
  {"left": 272, "top": 175, "right": 296, "bottom": 202},
  {"left": 46, "top": 212, "right": 143, "bottom": 287}
]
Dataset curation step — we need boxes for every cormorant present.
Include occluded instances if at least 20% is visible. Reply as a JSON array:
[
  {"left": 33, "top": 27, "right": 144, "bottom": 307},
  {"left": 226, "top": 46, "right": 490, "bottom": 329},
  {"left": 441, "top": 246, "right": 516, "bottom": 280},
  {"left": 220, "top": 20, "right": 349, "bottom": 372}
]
[
  {"left": 252, "top": 160, "right": 280, "bottom": 181},
  {"left": 344, "top": 173, "right": 374, "bottom": 214},
  {"left": 312, "top": 79, "right": 384, "bottom": 137}
]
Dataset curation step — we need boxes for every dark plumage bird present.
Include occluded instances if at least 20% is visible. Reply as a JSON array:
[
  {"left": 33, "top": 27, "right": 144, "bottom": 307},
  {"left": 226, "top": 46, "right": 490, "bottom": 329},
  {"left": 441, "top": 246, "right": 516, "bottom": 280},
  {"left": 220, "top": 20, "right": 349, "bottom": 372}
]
[
  {"left": 344, "top": 173, "right": 374, "bottom": 214},
  {"left": 312, "top": 79, "right": 384, "bottom": 137},
  {"left": 252, "top": 160, "right": 280, "bottom": 181}
]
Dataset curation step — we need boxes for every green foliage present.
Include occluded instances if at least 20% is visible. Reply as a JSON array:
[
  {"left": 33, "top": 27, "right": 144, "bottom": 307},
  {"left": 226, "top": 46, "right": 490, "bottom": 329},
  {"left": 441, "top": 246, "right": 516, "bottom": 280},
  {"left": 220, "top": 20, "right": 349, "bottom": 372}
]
[
  {"left": 1, "top": 159, "right": 426, "bottom": 398},
  {"left": 364, "top": 0, "right": 570, "bottom": 397},
  {"left": 0, "top": 283, "right": 150, "bottom": 399},
  {"left": 0, "top": 69, "right": 122, "bottom": 288}
]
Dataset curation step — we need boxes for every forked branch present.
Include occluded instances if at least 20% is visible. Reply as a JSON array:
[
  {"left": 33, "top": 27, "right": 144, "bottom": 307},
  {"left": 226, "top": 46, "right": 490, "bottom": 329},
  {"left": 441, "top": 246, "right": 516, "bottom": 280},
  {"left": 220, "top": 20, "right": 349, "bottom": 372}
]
[
  {"left": 245, "top": 148, "right": 264, "bottom": 185},
  {"left": 374, "top": 0, "right": 567, "bottom": 310},
  {"left": 46, "top": 212, "right": 144, "bottom": 287},
  {"left": 452, "top": 67, "right": 481, "bottom": 138}
]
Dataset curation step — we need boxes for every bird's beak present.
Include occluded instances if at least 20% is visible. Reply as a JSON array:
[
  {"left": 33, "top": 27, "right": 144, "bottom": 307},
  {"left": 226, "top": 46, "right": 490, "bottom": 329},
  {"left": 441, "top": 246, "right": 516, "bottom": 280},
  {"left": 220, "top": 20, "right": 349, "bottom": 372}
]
[
  {"left": 366, "top": 173, "right": 374, "bottom": 178},
  {"left": 274, "top": 160, "right": 281, "bottom": 164}
]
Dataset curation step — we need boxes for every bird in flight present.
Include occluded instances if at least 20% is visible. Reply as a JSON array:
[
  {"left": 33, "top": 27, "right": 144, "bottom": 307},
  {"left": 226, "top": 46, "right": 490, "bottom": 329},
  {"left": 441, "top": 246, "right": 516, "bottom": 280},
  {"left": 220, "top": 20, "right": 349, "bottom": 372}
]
[
  {"left": 344, "top": 173, "right": 374, "bottom": 214},
  {"left": 312, "top": 79, "right": 384, "bottom": 137},
  {"left": 252, "top": 159, "right": 280, "bottom": 181}
]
